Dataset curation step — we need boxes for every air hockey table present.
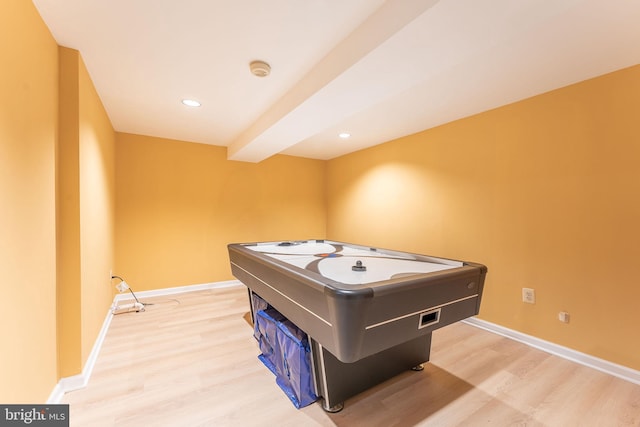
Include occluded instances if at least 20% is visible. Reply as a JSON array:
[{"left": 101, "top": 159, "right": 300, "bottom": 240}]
[{"left": 228, "top": 239, "right": 487, "bottom": 412}]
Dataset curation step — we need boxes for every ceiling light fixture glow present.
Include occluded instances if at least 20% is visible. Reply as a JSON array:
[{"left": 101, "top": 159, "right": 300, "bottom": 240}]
[
  {"left": 339, "top": 132, "right": 351, "bottom": 139},
  {"left": 182, "top": 99, "right": 201, "bottom": 107}
]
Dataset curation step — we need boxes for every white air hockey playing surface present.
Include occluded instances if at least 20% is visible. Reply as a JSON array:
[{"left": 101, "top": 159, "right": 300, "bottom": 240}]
[{"left": 247, "top": 240, "right": 463, "bottom": 285}]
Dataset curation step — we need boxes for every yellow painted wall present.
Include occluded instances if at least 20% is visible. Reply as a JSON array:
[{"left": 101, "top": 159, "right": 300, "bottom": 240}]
[
  {"left": 0, "top": 0, "right": 59, "bottom": 402},
  {"left": 57, "top": 47, "right": 115, "bottom": 377},
  {"left": 57, "top": 46, "right": 82, "bottom": 377},
  {"left": 77, "top": 51, "right": 116, "bottom": 367},
  {"left": 326, "top": 65, "right": 640, "bottom": 370},
  {"left": 115, "top": 133, "right": 326, "bottom": 291}
]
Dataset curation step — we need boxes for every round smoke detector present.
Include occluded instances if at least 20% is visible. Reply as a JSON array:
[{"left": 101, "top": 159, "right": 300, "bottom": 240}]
[{"left": 250, "top": 60, "right": 271, "bottom": 77}]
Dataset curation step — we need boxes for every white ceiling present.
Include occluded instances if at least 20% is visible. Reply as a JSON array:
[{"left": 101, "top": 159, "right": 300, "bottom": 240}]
[{"left": 33, "top": 0, "right": 640, "bottom": 162}]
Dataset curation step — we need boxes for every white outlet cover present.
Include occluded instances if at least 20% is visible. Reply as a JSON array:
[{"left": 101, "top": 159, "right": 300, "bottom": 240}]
[
  {"left": 558, "top": 311, "right": 570, "bottom": 323},
  {"left": 522, "top": 288, "right": 535, "bottom": 304}
]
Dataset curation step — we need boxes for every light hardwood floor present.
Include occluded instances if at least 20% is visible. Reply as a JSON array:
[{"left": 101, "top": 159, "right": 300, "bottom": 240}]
[{"left": 63, "top": 286, "right": 640, "bottom": 426}]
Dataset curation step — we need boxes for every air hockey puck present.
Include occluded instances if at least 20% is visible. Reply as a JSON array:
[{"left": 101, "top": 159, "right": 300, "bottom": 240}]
[{"left": 352, "top": 260, "right": 366, "bottom": 271}]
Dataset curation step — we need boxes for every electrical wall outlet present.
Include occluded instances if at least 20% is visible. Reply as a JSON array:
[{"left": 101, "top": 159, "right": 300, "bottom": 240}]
[
  {"left": 522, "top": 288, "right": 535, "bottom": 304},
  {"left": 558, "top": 311, "right": 570, "bottom": 323}
]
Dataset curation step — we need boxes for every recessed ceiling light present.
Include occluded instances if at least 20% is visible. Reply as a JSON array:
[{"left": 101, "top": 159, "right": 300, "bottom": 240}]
[
  {"left": 182, "top": 99, "right": 201, "bottom": 107},
  {"left": 339, "top": 132, "right": 351, "bottom": 139}
]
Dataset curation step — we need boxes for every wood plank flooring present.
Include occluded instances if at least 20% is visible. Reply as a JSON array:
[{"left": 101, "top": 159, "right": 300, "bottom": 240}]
[{"left": 62, "top": 286, "right": 640, "bottom": 426}]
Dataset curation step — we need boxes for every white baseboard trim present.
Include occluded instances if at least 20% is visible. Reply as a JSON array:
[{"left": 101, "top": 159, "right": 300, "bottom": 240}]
[
  {"left": 48, "top": 279, "right": 243, "bottom": 403},
  {"left": 463, "top": 317, "right": 640, "bottom": 386},
  {"left": 113, "top": 279, "right": 242, "bottom": 303},
  {"left": 47, "top": 308, "right": 114, "bottom": 404}
]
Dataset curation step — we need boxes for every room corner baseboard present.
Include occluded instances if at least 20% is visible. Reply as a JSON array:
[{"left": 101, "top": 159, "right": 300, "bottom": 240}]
[
  {"left": 463, "top": 317, "right": 640, "bottom": 386},
  {"left": 46, "top": 382, "right": 66, "bottom": 405},
  {"left": 47, "top": 308, "right": 113, "bottom": 404},
  {"left": 48, "top": 279, "right": 243, "bottom": 403}
]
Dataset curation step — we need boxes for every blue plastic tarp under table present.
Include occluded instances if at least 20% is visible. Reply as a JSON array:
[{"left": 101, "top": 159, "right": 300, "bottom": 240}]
[{"left": 254, "top": 307, "right": 317, "bottom": 408}]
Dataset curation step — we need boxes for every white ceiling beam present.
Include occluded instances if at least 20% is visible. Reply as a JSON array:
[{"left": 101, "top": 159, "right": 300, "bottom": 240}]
[{"left": 227, "top": 0, "right": 440, "bottom": 162}]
